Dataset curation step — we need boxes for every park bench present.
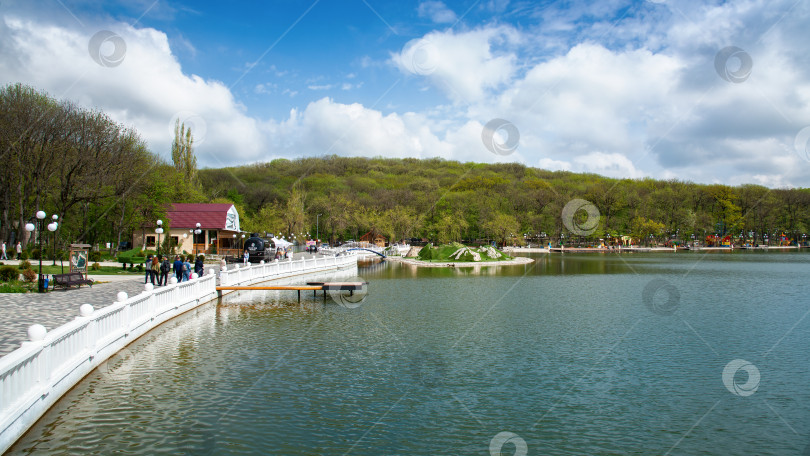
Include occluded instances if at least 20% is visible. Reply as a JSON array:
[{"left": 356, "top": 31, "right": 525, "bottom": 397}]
[{"left": 52, "top": 272, "right": 94, "bottom": 290}]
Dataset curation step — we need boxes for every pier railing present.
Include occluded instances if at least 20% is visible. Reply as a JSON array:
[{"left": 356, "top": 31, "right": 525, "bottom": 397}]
[
  {"left": 0, "top": 252, "right": 359, "bottom": 453},
  {"left": 219, "top": 252, "right": 358, "bottom": 288}
]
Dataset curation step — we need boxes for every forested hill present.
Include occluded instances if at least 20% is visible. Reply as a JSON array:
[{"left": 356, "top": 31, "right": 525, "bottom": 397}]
[{"left": 198, "top": 156, "right": 810, "bottom": 245}]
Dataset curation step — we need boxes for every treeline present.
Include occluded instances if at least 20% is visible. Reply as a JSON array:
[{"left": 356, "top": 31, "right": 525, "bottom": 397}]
[
  {"left": 0, "top": 84, "right": 201, "bottom": 251},
  {"left": 3, "top": 83, "right": 808, "bottom": 250},
  {"left": 199, "top": 156, "right": 810, "bottom": 246}
]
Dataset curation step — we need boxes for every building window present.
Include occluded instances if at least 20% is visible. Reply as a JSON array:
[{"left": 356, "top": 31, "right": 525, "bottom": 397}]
[
  {"left": 171, "top": 236, "right": 179, "bottom": 246},
  {"left": 208, "top": 230, "right": 217, "bottom": 244},
  {"left": 146, "top": 236, "right": 155, "bottom": 247}
]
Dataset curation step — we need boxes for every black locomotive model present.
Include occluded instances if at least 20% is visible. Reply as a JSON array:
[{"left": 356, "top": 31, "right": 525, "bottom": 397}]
[{"left": 243, "top": 234, "right": 273, "bottom": 263}]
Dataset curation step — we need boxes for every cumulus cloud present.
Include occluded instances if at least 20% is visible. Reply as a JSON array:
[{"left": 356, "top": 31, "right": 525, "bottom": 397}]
[
  {"left": 0, "top": 16, "right": 263, "bottom": 164},
  {"left": 391, "top": 26, "right": 521, "bottom": 103},
  {"left": 2, "top": 0, "right": 810, "bottom": 187},
  {"left": 417, "top": 1, "right": 457, "bottom": 24}
]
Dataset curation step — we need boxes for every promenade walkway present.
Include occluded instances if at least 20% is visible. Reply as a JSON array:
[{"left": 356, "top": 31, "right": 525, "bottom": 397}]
[{"left": 0, "top": 252, "right": 327, "bottom": 357}]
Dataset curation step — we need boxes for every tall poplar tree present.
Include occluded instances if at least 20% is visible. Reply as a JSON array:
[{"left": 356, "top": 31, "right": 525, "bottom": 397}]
[{"left": 171, "top": 119, "right": 197, "bottom": 185}]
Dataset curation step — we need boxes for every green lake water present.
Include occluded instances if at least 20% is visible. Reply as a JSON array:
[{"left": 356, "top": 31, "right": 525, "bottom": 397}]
[{"left": 9, "top": 251, "right": 810, "bottom": 455}]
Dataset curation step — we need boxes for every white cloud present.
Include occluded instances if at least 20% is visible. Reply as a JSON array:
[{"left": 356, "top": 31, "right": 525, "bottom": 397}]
[
  {"left": 2, "top": 0, "right": 810, "bottom": 187},
  {"left": 0, "top": 16, "right": 263, "bottom": 164},
  {"left": 417, "top": 1, "right": 457, "bottom": 24},
  {"left": 391, "top": 26, "right": 521, "bottom": 103}
]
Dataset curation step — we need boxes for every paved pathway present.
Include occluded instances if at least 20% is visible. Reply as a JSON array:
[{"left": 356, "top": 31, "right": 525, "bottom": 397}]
[
  {"left": 0, "top": 276, "right": 153, "bottom": 357},
  {"left": 0, "top": 252, "right": 337, "bottom": 357}
]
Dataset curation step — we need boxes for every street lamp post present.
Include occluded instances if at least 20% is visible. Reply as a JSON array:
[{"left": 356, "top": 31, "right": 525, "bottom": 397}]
[
  {"left": 50, "top": 214, "right": 59, "bottom": 266},
  {"left": 316, "top": 213, "right": 322, "bottom": 243},
  {"left": 155, "top": 220, "right": 164, "bottom": 256},
  {"left": 24, "top": 211, "right": 50, "bottom": 293},
  {"left": 194, "top": 223, "right": 202, "bottom": 258}
]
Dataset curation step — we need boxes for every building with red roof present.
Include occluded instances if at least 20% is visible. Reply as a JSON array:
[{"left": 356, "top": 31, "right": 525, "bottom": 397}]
[{"left": 135, "top": 203, "right": 244, "bottom": 256}]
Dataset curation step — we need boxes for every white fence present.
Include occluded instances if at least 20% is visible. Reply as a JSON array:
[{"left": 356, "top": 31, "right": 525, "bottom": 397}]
[
  {"left": 0, "top": 252, "right": 358, "bottom": 453},
  {"left": 219, "top": 252, "right": 358, "bottom": 288}
]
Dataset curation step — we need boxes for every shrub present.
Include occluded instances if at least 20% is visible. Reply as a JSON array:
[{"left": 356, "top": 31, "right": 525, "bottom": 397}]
[
  {"left": 136, "top": 264, "right": 143, "bottom": 272},
  {"left": 90, "top": 262, "right": 101, "bottom": 271},
  {"left": 18, "top": 260, "right": 31, "bottom": 270},
  {"left": 89, "top": 251, "right": 102, "bottom": 262},
  {"left": 0, "top": 265, "right": 18, "bottom": 282},
  {"left": 21, "top": 268, "right": 36, "bottom": 283},
  {"left": 29, "top": 248, "right": 41, "bottom": 260},
  {"left": 19, "top": 251, "right": 29, "bottom": 261}
]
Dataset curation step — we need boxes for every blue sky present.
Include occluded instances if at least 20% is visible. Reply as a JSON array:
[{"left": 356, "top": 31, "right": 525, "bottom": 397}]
[{"left": 2, "top": 0, "right": 810, "bottom": 186}]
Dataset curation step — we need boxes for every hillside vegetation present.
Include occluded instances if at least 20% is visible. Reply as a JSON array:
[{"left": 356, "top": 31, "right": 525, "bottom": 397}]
[{"left": 199, "top": 155, "right": 810, "bottom": 246}]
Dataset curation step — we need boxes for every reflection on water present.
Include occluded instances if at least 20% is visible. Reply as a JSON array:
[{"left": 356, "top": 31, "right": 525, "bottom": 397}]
[{"left": 9, "top": 251, "right": 810, "bottom": 455}]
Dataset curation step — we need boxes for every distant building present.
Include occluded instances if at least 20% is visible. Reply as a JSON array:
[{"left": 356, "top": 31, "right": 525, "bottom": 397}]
[
  {"left": 135, "top": 203, "right": 242, "bottom": 255},
  {"left": 360, "top": 231, "right": 387, "bottom": 247}
]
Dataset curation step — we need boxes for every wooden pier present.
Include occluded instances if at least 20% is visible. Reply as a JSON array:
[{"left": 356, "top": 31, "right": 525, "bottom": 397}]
[{"left": 215, "top": 282, "right": 367, "bottom": 302}]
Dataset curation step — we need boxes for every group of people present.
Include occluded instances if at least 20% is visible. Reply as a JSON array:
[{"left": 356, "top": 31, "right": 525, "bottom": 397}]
[
  {"left": 1, "top": 241, "right": 23, "bottom": 260},
  {"left": 144, "top": 254, "right": 204, "bottom": 286}
]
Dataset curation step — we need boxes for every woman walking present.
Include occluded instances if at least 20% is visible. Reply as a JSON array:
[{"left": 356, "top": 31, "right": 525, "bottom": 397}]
[{"left": 150, "top": 256, "right": 159, "bottom": 285}]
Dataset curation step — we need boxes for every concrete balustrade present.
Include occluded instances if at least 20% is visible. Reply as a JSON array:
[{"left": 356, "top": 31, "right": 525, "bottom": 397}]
[{"left": 0, "top": 252, "right": 359, "bottom": 453}]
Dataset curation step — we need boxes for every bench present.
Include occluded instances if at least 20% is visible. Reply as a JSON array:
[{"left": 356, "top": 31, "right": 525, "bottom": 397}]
[{"left": 52, "top": 272, "right": 94, "bottom": 290}]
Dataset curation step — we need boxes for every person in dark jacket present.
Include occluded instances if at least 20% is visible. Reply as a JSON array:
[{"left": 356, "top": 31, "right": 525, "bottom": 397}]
[
  {"left": 173, "top": 256, "right": 183, "bottom": 281},
  {"left": 159, "top": 256, "right": 171, "bottom": 286},
  {"left": 194, "top": 256, "right": 204, "bottom": 276}
]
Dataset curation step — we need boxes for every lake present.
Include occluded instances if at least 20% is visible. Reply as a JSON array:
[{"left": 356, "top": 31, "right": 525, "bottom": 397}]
[{"left": 9, "top": 251, "right": 810, "bottom": 455}]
